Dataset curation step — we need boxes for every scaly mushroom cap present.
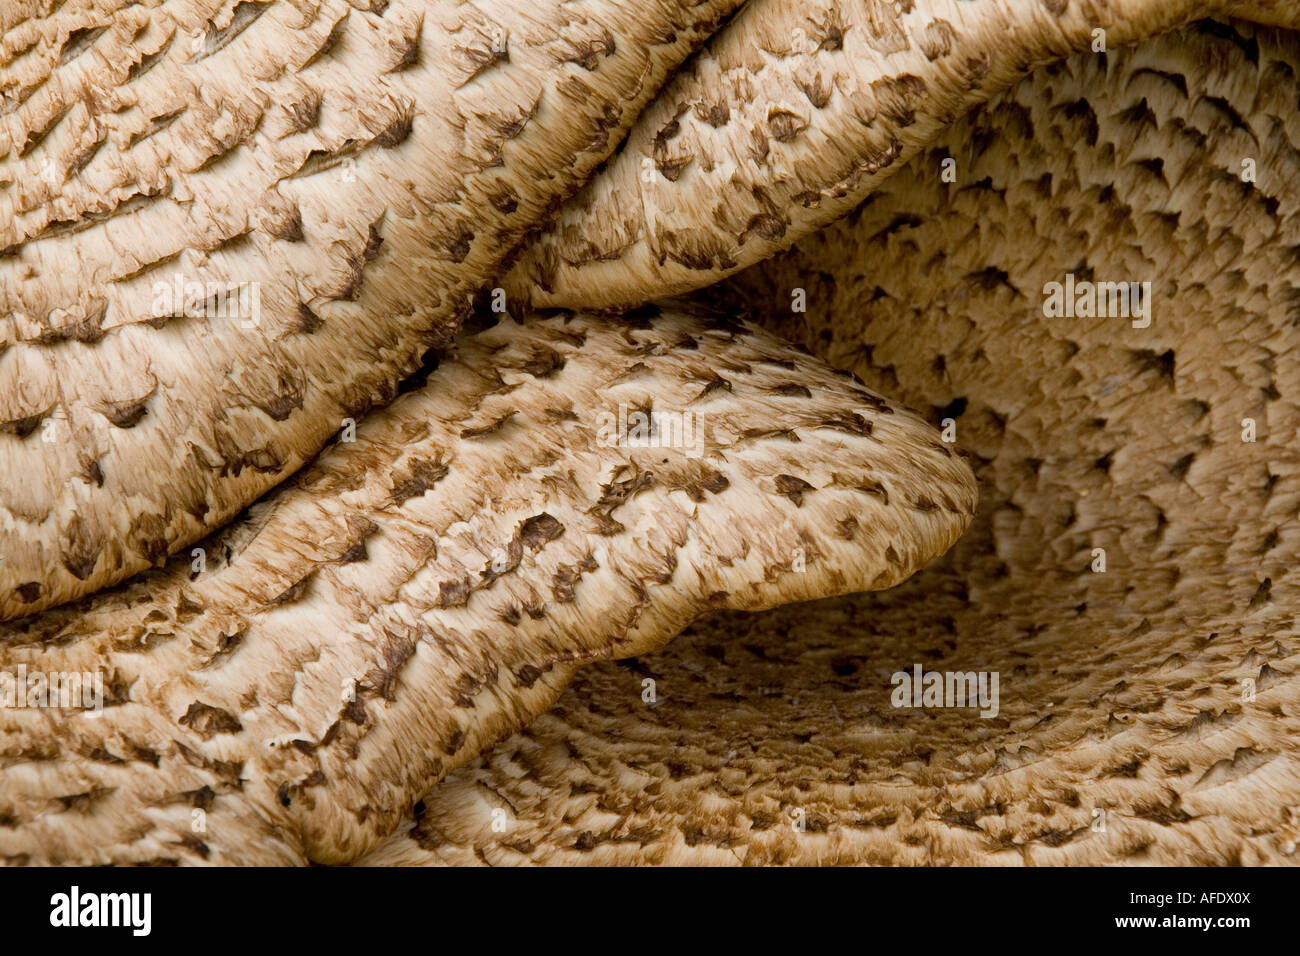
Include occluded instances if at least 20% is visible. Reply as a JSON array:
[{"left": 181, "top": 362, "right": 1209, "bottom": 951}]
[
  {"left": 7, "top": 0, "right": 1300, "bottom": 869},
  {"left": 0, "top": 305, "right": 975, "bottom": 864},
  {"left": 501, "top": 0, "right": 1300, "bottom": 311},
  {"left": 0, "top": 0, "right": 743, "bottom": 619},
  {"left": 360, "top": 19, "right": 1300, "bottom": 866}
]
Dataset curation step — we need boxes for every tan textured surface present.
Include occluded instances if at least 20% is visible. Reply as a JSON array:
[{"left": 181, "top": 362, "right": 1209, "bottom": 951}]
[
  {"left": 360, "top": 21, "right": 1300, "bottom": 866},
  {"left": 0, "top": 306, "right": 974, "bottom": 864},
  {"left": 0, "top": 0, "right": 743, "bottom": 618},
  {"left": 6, "top": 0, "right": 1300, "bottom": 869},
  {"left": 502, "top": 0, "right": 1300, "bottom": 312}
]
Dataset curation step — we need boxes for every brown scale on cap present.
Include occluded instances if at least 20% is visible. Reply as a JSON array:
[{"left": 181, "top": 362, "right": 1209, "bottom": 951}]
[
  {"left": 0, "top": 307, "right": 974, "bottom": 864},
  {"left": 0, "top": 0, "right": 746, "bottom": 618}
]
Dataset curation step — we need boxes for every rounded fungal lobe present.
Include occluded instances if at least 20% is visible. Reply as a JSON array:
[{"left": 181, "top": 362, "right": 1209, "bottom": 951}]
[
  {"left": 501, "top": 0, "right": 1300, "bottom": 311},
  {"left": 0, "top": 0, "right": 745, "bottom": 619},
  {"left": 0, "top": 305, "right": 975, "bottom": 864}
]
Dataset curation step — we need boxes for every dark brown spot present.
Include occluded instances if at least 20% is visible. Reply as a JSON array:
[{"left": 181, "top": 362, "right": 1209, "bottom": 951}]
[
  {"left": 103, "top": 396, "right": 151, "bottom": 428},
  {"left": 262, "top": 202, "right": 304, "bottom": 242},
  {"left": 695, "top": 375, "right": 732, "bottom": 400},
  {"left": 62, "top": 548, "right": 99, "bottom": 581},
  {"left": 775, "top": 474, "right": 815, "bottom": 506},
  {"left": 821, "top": 412, "right": 872, "bottom": 436},
  {"left": 269, "top": 575, "right": 312, "bottom": 606},
  {"left": 520, "top": 513, "right": 564, "bottom": 550},
  {"left": 491, "top": 187, "right": 519, "bottom": 214},
  {"left": 300, "top": 13, "right": 348, "bottom": 70},
  {"left": 334, "top": 254, "right": 369, "bottom": 301},
  {"left": 797, "top": 76, "right": 832, "bottom": 109},
  {"left": 363, "top": 220, "right": 385, "bottom": 261},
  {"left": 437, "top": 578, "right": 471, "bottom": 608},
  {"left": 460, "top": 411, "right": 514, "bottom": 439},
  {"left": 365, "top": 632, "right": 418, "bottom": 701},
  {"left": 295, "top": 301, "right": 323, "bottom": 333},
  {"left": 589, "top": 468, "right": 655, "bottom": 535},
  {"left": 203, "top": 628, "right": 245, "bottom": 667},
  {"left": 279, "top": 91, "right": 323, "bottom": 136},
  {"left": 743, "top": 213, "right": 786, "bottom": 242},
  {"left": 773, "top": 383, "right": 812, "bottom": 398},
  {"left": 656, "top": 156, "right": 691, "bottom": 181},
  {"left": 387, "top": 21, "right": 422, "bottom": 71},
  {"left": 0, "top": 411, "right": 47, "bottom": 438},
  {"left": 698, "top": 102, "right": 730, "bottom": 126},
  {"left": 1133, "top": 348, "right": 1176, "bottom": 383},
  {"left": 179, "top": 702, "right": 243, "bottom": 739},
  {"left": 918, "top": 19, "right": 955, "bottom": 60},
  {"left": 372, "top": 106, "right": 415, "bottom": 148},
  {"left": 391, "top": 458, "right": 450, "bottom": 504},
  {"left": 460, "top": 34, "right": 508, "bottom": 79},
  {"left": 768, "top": 109, "right": 805, "bottom": 142},
  {"left": 445, "top": 224, "right": 474, "bottom": 263},
  {"left": 255, "top": 384, "right": 303, "bottom": 422},
  {"left": 519, "top": 346, "right": 565, "bottom": 378},
  {"left": 551, "top": 553, "right": 598, "bottom": 603},
  {"left": 565, "top": 30, "right": 616, "bottom": 70}
]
